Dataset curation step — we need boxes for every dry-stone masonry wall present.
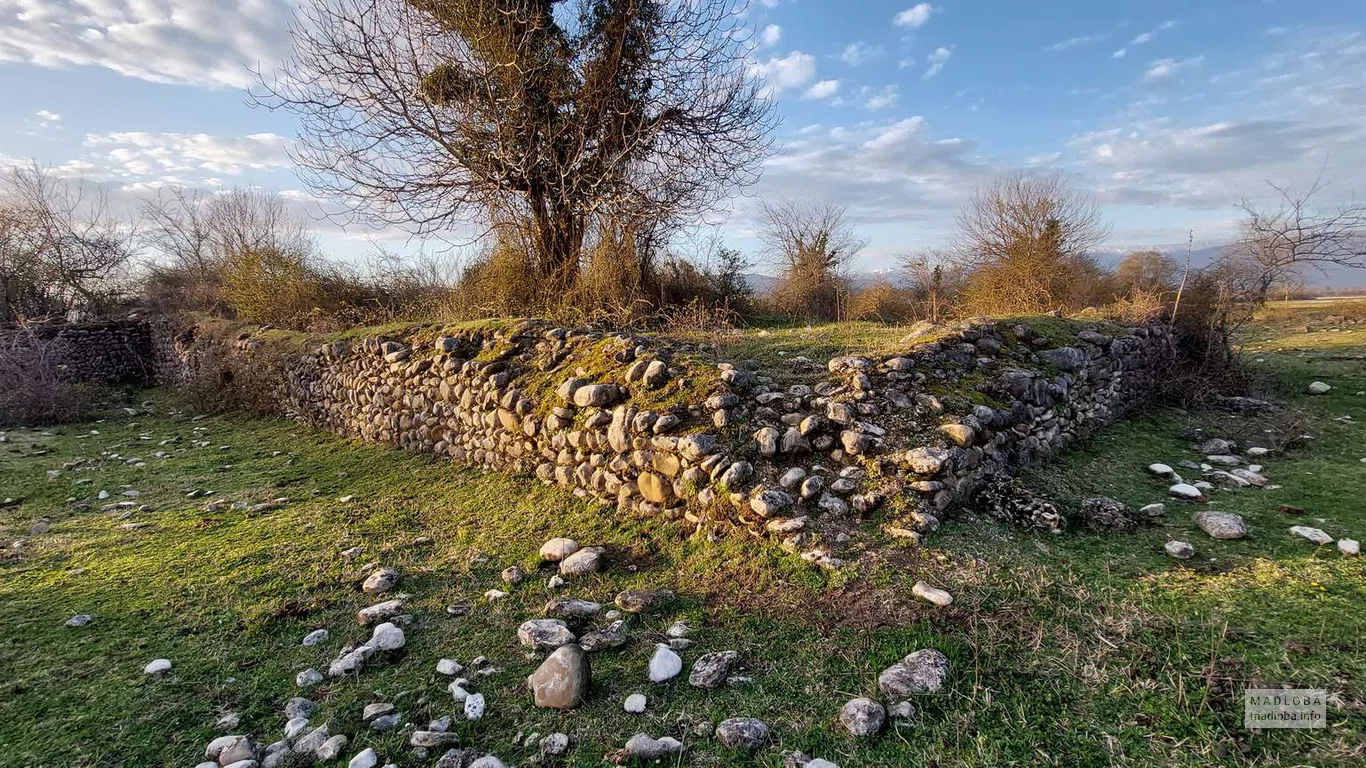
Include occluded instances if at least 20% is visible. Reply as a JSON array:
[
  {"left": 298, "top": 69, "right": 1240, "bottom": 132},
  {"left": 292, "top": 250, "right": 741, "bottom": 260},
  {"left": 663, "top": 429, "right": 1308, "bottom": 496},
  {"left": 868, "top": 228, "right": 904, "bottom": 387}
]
[
  {"left": 161, "top": 318, "right": 1176, "bottom": 554},
  {"left": 0, "top": 319, "right": 158, "bottom": 384}
]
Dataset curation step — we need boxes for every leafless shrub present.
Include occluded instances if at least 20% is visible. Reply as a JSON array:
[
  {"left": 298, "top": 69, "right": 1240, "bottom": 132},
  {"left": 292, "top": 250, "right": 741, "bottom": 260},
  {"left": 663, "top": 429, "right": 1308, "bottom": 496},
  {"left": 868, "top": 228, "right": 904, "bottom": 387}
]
[
  {"left": 0, "top": 322, "right": 102, "bottom": 426},
  {"left": 142, "top": 188, "right": 456, "bottom": 330},
  {"left": 1101, "top": 289, "right": 1168, "bottom": 324},
  {"left": 950, "top": 172, "right": 1112, "bottom": 315},
  {"left": 900, "top": 252, "right": 968, "bottom": 323},
  {"left": 760, "top": 199, "right": 863, "bottom": 321},
  {"left": 0, "top": 166, "right": 135, "bottom": 322}
]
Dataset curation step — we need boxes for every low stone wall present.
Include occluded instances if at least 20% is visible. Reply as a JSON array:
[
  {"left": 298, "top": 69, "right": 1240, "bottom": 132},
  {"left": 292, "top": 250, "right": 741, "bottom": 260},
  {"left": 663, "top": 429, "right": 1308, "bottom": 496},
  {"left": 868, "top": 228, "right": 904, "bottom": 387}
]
[
  {"left": 159, "top": 317, "right": 1178, "bottom": 557},
  {"left": 0, "top": 319, "right": 158, "bottom": 385}
]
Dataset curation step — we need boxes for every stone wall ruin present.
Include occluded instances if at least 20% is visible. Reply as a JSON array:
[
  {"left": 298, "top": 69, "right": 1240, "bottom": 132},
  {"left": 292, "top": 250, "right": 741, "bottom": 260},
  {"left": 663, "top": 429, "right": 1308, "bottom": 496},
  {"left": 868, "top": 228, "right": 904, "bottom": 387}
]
[{"left": 159, "top": 318, "right": 1178, "bottom": 558}]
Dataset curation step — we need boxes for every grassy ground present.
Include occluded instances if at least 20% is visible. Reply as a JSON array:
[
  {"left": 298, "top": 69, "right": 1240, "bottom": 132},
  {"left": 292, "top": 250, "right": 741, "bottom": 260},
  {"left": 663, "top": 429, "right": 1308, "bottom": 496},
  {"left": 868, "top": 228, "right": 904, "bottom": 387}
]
[{"left": 1, "top": 309, "right": 1363, "bottom": 767}]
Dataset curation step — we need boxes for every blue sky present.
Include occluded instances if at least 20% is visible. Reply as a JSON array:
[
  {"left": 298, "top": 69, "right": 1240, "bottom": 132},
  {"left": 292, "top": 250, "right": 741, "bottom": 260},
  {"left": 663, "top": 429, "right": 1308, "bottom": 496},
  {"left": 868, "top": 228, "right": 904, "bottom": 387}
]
[{"left": 2, "top": 0, "right": 1365, "bottom": 278}]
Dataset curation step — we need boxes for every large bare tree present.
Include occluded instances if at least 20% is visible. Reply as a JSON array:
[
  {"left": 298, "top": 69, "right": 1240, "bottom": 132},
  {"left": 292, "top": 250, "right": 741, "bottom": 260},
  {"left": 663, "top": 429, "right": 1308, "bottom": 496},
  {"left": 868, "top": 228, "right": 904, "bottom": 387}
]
[
  {"left": 256, "top": 0, "right": 776, "bottom": 289},
  {"left": 1229, "top": 179, "right": 1366, "bottom": 302}
]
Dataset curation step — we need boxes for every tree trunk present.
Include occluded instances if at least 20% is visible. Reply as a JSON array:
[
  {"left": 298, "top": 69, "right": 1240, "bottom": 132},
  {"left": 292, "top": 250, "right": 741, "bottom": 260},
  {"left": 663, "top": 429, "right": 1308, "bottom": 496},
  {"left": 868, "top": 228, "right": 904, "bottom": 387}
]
[{"left": 530, "top": 197, "right": 585, "bottom": 289}]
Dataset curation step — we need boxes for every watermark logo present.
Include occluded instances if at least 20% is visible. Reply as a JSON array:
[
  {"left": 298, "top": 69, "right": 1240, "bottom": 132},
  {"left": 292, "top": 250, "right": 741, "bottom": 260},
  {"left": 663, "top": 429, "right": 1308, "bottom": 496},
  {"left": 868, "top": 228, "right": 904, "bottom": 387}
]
[{"left": 1244, "top": 688, "right": 1326, "bottom": 729}]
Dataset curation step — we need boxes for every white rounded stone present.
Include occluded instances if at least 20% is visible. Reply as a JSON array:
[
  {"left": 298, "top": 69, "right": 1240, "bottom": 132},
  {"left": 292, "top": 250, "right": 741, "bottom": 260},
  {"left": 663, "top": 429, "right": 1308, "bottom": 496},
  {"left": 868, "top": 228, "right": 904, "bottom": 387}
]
[{"left": 648, "top": 644, "right": 682, "bottom": 683}]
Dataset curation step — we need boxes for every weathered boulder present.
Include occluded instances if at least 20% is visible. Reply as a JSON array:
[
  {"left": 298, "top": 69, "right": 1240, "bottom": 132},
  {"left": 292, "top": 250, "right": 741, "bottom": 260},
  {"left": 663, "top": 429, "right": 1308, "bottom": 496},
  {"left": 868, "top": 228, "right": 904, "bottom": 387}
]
[
  {"left": 527, "top": 644, "right": 590, "bottom": 709},
  {"left": 878, "top": 649, "right": 950, "bottom": 697}
]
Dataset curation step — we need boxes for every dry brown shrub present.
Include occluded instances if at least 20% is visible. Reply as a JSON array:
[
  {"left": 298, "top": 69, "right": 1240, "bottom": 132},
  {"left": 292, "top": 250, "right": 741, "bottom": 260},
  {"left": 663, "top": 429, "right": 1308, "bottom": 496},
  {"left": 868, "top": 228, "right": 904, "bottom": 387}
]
[
  {"left": 1102, "top": 288, "right": 1168, "bottom": 324},
  {"left": 849, "top": 279, "right": 917, "bottom": 323},
  {"left": 561, "top": 223, "right": 650, "bottom": 323},
  {"left": 0, "top": 323, "right": 102, "bottom": 426}
]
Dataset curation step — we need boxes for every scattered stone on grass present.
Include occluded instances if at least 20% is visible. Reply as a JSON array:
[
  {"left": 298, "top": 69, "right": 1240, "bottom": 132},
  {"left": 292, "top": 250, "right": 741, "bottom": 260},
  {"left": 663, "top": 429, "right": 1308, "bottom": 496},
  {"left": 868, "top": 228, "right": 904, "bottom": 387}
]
[
  {"left": 1164, "top": 540, "right": 1195, "bottom": 560},
  {"left": 1308, "top": 381, "right": 1332, "bottom": 395},
  {"left": 316, "top": 734, "right": 349, "bottom": 762},
  {"left": 624, "top": 733, "right": 683, "bottom": 760},
  {"left": 361, "top": 567, "right": 397, "bottom": 594},
  {"left": 65, "top": 614, "right": 93, "bottom": 628},
  {"left": 1290, "top": 526, "right": 1334, "bottom": 545},
  {"left": 527, "top": 644, "right": 590, "bottom": 709},
  {"left": 1169, "top": 483, "right": 1204, "bottom": 501},
  {"left": 689, "top": 650, "right": 739, "bottom": 688},
  {"left": 302, "top": 629, "right": 329, "bottom": 646},
  {"left": 409, "top": 730, "right": 459, "bottom": 748},
  {"left": 1340, "top": 539, "right": 1360, "bottom": 556},
  {"left": 839, "top": 697, "right": 886, "bottom": 737},
  {"left": 714, "top": 718, "right": 769, "bottom": 751},
  {"left": 878, "top": 649, "right": 950, "bottom": 697},
  {"left": 624, "top": 693, "right": 647, "bottom": 713},
  {"left": 615, "top": 588, "right": 675, "bottom": 613},
  {"left": 579, "top": 620, "right": 627, "bottom": 652},
  {"left": 889, "top": 701, "right": 916, "bottom": 721},
  {"left": 912, "top": 580, "right": 953, "bottom": 607},
  {"left": 144, "top": 658, "right": 171, "bottom": 675},
  {"left": 539, "top": 538, "right": 579, "bottom": 562},
  {"left": 539, "top": 733, "right": 570, "bottom": 757},
  {"left": 518, "top": 619, "right": 576, "bottom": 650},
  {"left": 1193, "top": 510, "right": 1248, "bottom": 540},
  {"left": 558, "top": 546, "right": 605, "bottom": 577},
  {"left": 285, "top": 697, "right": 318, "bottom": 720},
  {"left": 348, "top": 748, "right": 378, "bottom": 768},
  {"left": 357, "top": 600, "right": 404, "bottom": 626},
  {"left": 369, "top": 622, "right": 405, "bottom": 651},
  {"left": 464, "top": 693, "right": 485, "bottom": 721},
  {"left": 648, "top": 643, "right": 683, "bottom": 683}
]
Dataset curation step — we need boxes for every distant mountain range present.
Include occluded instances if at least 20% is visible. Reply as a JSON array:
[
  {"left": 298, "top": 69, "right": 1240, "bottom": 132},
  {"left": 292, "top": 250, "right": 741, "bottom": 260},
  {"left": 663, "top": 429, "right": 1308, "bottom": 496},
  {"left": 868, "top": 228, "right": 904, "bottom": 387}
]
[{"left": 743, "top": 244, "right": 1366, "bottom": 291}]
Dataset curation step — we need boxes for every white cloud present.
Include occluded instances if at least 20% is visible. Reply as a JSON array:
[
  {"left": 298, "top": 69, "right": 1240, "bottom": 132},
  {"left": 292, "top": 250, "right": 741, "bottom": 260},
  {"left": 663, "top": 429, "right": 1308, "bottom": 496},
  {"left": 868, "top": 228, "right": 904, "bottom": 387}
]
[
  {"left": 1142, "top": 56, "right": 1203, "bottom": 84},
  {"left": 924, "top": 46, "right": 952, "bottom": 78},
  {"left": 761, "top": 24, "right": 782, "bottom": 47},
  {"left": 1112, "top": 20, "right": 1175, "bottom": 60},
  {"left": 753, "top": 116, "right": 993, "bottom": 234},
  {"left": 0, "top": 0, "right": 293, "bottom": 89},
  {"left": 1044, "top": 34, "right": 1109, "bottom": 53},
  {"left": 759, "top": 0, "right": 781, "bottom": 7},
  {"left": 34, "top": 110, "right": 61, "bottom": 125},
  {"left": 840, "top": 41, "right": 881, "bottom": 67},
  {"left": 894, "top": 3, "right": 934, "bottom": 29},
  {"left": 1069, "top": 31, "right": 1366, "bottom": 214},
  {"left": 865, "top": 85, "right": 899, "bottom": 110},
  {"left": 750, "top": 51, "right": 818, "bottom": 94},
  {"left": 804, "top": 79, "right": 841, "bottom": 100},
  {"left": 81, "top": 132, "right": 292, "bottom": 180}
]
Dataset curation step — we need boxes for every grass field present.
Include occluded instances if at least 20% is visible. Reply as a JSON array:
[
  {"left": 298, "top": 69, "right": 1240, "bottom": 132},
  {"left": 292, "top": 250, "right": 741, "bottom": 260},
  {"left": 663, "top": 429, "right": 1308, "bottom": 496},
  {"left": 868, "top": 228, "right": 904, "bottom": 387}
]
[{"left": 1, "top": 306, "right": 1363, "bottom": 767}]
